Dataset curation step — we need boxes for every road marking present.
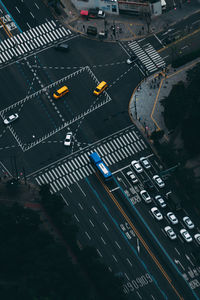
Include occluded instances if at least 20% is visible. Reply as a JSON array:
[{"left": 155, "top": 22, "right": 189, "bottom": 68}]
[
  {"left": 74, "top": 214, "right": 79, "bottom": 222},
  {"left": 97, "top": 248, "right": 103, "bottom": 257},
  {"left": 103, "top": 222, "right": 109, "bottom": 231},
  {"left": 126, "top": 258, "right": 132, "bottom": 267},
  {"left": 101, "top": 237, "right": 106, "bottom": 245},
  {"left": 112, "top": 255, "right": 118, "bottom": 262},
  {"left": 85, "top": 231, "right": 91, "bottom": 240},
  {"left": 89, "top": 219, "right": 94, "bottom": 227},
  {"left": 92, "top": 206, "right": 97, "bottom": 214},
  {"left": 115, "top": 241, "right": 121, "bottom": 249}
]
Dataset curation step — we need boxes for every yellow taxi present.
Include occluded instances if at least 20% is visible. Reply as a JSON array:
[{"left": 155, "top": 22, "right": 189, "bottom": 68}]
[
  {"left": 53, "top": 86, "right": 69, "bottom": 99},
  {"left": 93, "top": 81, "right": 108, "bottom": 96}
]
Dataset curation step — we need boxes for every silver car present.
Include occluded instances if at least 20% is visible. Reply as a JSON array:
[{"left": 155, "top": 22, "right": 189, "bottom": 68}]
[
  {"left": 140, "top": 157, "right": 151, "bottom": 169},
  {"left": 64, "top": 132, "right": 72, "bottom": 146},
  {"left": 167, "top": 212, "right": 178, "bottom": 225},
  {"left": 126, "top": 171, "right": 138, "bottom": 184},
  {"left": 151, "top": 207, "right": 163, "bottom": 221},
  {"left": 194, "top": 234, "right": 200, "bottom": 245},
  {"left": 131, "top": 160, "right": 143, "bottom": 173},
  {"left": 155, "top": 195, "right": 166, "bottom": 208},
  {"left": 140, "top": 190, "right": 152, "bottom": 203},
  {"left": 164, "top": 226, "right": 177, "bottom": 240},
  {"left": 183, "top": 216, "right": 194, "bottom": 229},
  {"left": 153, "top": 175, "right": 165, "bottom": 188},
  {"left": 180, "top": 229, "right": 192, "bottom": 243},
  {"left": 3, "top": 113, "right": 19, "bottom": 125}
]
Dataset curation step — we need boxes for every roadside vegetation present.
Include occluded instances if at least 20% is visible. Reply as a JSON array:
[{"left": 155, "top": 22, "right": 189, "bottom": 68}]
[
  {"left": 150, "top": 62, "right": 200, "bottom": 210},
  {"left": 0, "top": 184, "right": 126, "bottom": 300}
]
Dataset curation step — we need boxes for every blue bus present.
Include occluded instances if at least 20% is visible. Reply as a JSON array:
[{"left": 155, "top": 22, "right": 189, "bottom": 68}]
[{"left": 90, "top": 152, "right": 112, "bottom": 181}]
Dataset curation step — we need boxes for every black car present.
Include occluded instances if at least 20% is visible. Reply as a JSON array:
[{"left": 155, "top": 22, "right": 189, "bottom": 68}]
[
  {"left": 55, "top": 43, "right": 69, "bottom": 52},
  {"left": 144, "top": 180, "right": 155, "bottom": 191}
]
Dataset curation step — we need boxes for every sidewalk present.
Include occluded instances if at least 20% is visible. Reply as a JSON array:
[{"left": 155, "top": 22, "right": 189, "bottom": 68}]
[
  {"left": 129, "top": 58, "right": 200, "bottom": 141},
  {"left": 57, "top": 0, "right": 200, "bottom": 41}
]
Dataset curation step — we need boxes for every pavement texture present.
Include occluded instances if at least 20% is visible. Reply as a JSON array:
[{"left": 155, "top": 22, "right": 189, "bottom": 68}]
[
  {"left": 129, "top": 57, "right": 200, "bottom": 141},
  {"left": 56, "top": 0, "right": 200, "bottom": 41},
  {"left": 45, "top": 0, "right": 200, "bottom": 141}
]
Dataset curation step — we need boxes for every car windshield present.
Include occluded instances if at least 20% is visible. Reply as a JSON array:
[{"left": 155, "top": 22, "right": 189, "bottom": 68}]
[
  {"left": 171, "top": 214, "right": 176, "bottom": 220},
  {"left": 184, "top": 232, "right": 190, "bottom": 238},
  {"left": 143, "top": 192, "right": 148, "bottom": 198},
  {"left": 186, "top": 218, "right": 192, "bottom": 224}
]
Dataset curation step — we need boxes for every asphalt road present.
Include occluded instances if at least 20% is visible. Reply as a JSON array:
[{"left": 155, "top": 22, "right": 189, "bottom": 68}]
[{"left": 0, "top": 2, "right": 200, "bottom": 299}]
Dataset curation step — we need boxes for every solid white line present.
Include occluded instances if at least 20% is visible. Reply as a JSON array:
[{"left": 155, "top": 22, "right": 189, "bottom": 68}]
[
  {"left": 76, "top": 182, "right": 86, "bottom": 197},
  {"left": 92, "top": 206, "right": 97, "bottom": 214},
  {"left": 103, "top": 222, "right": 109, "bottom": 231},
  {"left": 15, "top": 6, "right": 20, "bottom": 13},
  {"left": 74, "top": 214, "right": 79, "bottom": 222},
  {"left": 97, "top": 249, "right": 103, "bottom": 257},
  {"left": 30, "top": 12, "right": 35, "bottom": 18},
  {"left": 85, "top": 231, "right": 91, "bottom": 240}
]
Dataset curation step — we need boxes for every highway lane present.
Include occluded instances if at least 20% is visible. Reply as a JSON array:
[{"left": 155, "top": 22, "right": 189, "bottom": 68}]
[
  {"left": 2, "top": 0, "right": 53, "bottom": 31},
  {"left": 60, "top": 176, "right": 170, "bottom": 300}
]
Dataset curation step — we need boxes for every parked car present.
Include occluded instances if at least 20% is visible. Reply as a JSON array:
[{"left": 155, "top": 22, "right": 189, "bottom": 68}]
[
  {"left": 151, "top": 207, "right": 163, "bottom": 221},
  {"left": 126, "top": 171, "right": 138, "bottom": 184},
  {"left": 180, "top": 229, "right": 193, "bottom": 243},
  {"left": 144, "top": 180, "right": 155, "bottom": 191},
  {"left": 3, "top": 113, "right": 19, "bottom": 125},
  {"left": 140, "top": 190, "right": 152, "bottom": 203},
  {"left": 155, "top": 195, "right": 166, "bottom": 208},
  {"left": 183, "top": 216, "right": 194, "bottom": 229},
  {"left": 131, "top": 160, "right": 143, "bottom": 173},
  {"left": 167, "top": 212, "right": 178, "bottom": 225},
  {"left": 194, "top": 234, "right": 200, "bottom": 245},
  {"left": 140, "top": 157, "right": 151, "bottom": 169},
  {"left": 153, "top": 175, "right": 165, "bottom": 188},
  {"left": 164, "top": 226, "right": 177, "bottom": 240},
  {"left": 64, "top": 132, "right": 72, "bottom": 146}
]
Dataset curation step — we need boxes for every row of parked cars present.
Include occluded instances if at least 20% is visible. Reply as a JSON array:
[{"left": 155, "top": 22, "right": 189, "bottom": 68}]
[{"left": 127, "top": 157, "right": 200, "bottom": 244}]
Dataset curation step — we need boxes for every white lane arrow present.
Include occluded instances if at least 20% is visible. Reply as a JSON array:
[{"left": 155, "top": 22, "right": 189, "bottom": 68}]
[
  {"left": 185, "top": 254, "right": 194, "bottom": 266},
  {"left": 174, "top": 259, "right": 185, "bottom": 271}
]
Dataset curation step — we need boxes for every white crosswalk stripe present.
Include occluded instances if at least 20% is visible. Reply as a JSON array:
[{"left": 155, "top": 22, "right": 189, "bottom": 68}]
[
  {"left": 32, "top": 129, "right": 150, "bottom": 193},
  {"left": 128, "top": 41, "right": 165, "bottom": 73},
  {"left": 0, "top": 20, "right": 74, "bottom": 65}
]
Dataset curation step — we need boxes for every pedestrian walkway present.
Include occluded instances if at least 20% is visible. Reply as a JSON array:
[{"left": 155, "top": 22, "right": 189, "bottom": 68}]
[
  {"left": 128, "top": 40, "right": 165, "bottom": 74},
  {"left": 32, "top": 126, "right": 149, "bottom": 193},
  {"left": 0, "top": 20, "right": 74, "bottom": 66}
]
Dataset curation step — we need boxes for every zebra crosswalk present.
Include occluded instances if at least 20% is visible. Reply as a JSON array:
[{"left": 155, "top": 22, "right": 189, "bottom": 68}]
[
  {"left": 128, "top": 41, "right": 165, "bottom": 74},
  {"left": 0, "top": 20, "right": 73, "bottom": 65},
  {"left": 33, "top": 128, "right": 148, "bottom": 194}
]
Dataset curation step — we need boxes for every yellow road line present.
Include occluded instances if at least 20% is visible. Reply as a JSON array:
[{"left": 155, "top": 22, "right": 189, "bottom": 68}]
[
  {"left": 97, "top": 174, "right": 184, "bottom": 299},
  {"left": 0, "top": 17, "right": 12, "bottom": 38}
]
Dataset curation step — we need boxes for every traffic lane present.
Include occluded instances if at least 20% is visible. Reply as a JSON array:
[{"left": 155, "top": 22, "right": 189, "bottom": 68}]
[
  {"left": 37, "top": 36, "right": 127, "bottom": 72},
  {"left": 112, "top": 187, "right": 198, "bottom": 299},
  {"left": 73, "top": 176, "right": 169, "bottom": 300},
  {"left": 120, "top": 166, "right": 199, "bottom": 271},
  {"left": 59, "top": 181, "right": 154, "bottom": 292},
  {"left": 60, "top": 189, "right": 127, "bottom": 272},
  {"left": 3, "top": 0, "right": 37, "bottom": 31},
  {"left": 21, "top": 0, "right": 53, "bottom": 23},
  {"left": 0, "top": 63, "right": 31, "bottom": 111},
  {"left": 88, "top": 174, "right": 184, "bottom": 299}
]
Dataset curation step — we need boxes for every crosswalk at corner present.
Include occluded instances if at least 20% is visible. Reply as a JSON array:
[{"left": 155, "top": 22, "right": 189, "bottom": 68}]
[
  {"left": 0, "top": 20, "right": 74, "bottom": 66},
  {"left": 128, "top": 41, "right": 165, "bottom": 74},
  {"left": 31, "top": 127, "right": 150, "bottom": 194}
]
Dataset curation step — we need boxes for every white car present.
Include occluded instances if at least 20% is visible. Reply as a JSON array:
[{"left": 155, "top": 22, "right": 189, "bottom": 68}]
[
  {"left": 131, "top": 160, "right": 143, "bottom": 173},
  {"left": 126, "top": 171, "right": 138, "bottom": 184},
  {"left": 64, "top": 132, "right": 72, "bottom": 146},
  {"left": 126, "top": 55, "right": 137, "bottom": 64},
  {"left": 140, "top": 157, "right": 151, "bottom": 169},
  {"left": 164, "top": 226, "right": 177, "bottom": 240},
  {"left": 167, "top": 212, "right": 178, "bottom": 225},
  {"left": 153, "top": 175, "right": 165, "bottom": 188},
  {"left": 194, "top": 234, "right": 200, "bottom": 245},
  {"left": 3, "top": 113, "right": 19, "bottom": 125},
  {"left": 140, "top": 190, "right": 152, "bottom": 203},
  {"left": 151, "top": 207, "right": 163, "bottom": 221},
  {"left": 183, "top": 216, "right": 194, "bottom": 229},
  {"left": 180, "top": 229, "right": 193, "bottom": 243},
  {"left": 155, "top": 195, "right": 166, "bottom": 208}
]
